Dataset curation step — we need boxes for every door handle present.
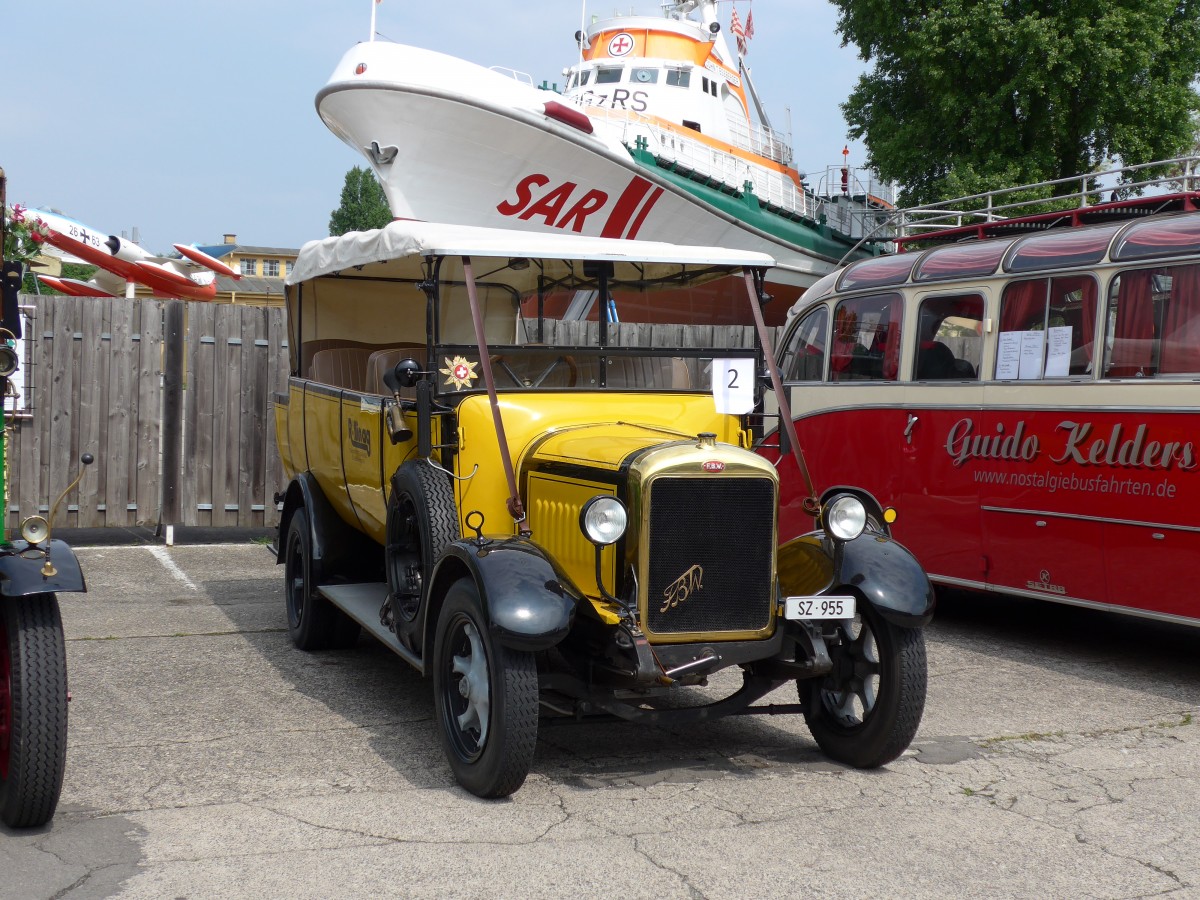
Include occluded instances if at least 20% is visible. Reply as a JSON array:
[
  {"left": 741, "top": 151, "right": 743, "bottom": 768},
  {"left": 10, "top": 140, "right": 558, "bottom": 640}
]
[{"left": 904, "top": 414, "right": 918, "bottom": 444}]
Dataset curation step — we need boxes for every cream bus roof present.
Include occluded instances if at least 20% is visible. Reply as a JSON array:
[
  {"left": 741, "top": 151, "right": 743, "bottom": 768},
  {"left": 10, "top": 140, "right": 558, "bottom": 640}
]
[{"left": 286, "top": 220, "right": 777, "bottom": 287}]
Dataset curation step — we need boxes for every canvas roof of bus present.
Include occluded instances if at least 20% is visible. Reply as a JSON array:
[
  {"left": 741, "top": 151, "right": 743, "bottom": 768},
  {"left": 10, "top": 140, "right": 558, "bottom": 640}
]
[{"left": 287, "top": 220, "right": 777, "bottom": 288}]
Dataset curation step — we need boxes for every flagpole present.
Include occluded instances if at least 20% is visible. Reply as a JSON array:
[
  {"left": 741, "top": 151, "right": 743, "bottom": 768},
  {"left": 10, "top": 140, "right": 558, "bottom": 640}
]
[{"left": 369, "top": 0, "right": 378, "bottom": 42}]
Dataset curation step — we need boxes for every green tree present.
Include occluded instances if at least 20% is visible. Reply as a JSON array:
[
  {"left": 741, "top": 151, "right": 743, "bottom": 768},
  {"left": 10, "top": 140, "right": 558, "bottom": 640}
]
[
  {"left": 22, "top": 263, "right": 96, "bottom": 294},
  {"left": 328, "top": 166, "right": 392, "bottom": 236},
  {"left": 833, "top": 0, "right": 1200, "bottom": 205}
]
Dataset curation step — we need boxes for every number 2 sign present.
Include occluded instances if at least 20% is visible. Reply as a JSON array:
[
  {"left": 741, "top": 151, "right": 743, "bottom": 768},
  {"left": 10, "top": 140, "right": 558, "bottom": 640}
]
[{"left": 713, "top": 358, "right": 754, "bottom": 414}]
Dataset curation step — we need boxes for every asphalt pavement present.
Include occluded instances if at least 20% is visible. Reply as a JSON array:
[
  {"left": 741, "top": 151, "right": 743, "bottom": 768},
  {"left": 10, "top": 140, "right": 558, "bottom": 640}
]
[{"left": 3, "top": 539, "right": 1199, "bottom": 899}]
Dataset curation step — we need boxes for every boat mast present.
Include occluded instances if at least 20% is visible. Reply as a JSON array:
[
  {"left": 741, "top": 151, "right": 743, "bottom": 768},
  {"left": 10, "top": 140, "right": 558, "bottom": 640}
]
[{"left": 369, "top": 0, "right": 378, "bottom": 42}]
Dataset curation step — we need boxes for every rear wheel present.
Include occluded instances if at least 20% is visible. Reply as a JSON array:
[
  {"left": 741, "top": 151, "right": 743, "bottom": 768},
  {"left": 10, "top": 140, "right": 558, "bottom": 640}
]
[
  {"left": 284, "top": 509, "right": 360, "bottom": 651},
  {"left": 433, "top": 578, "right": 538, "bottom": 798},
  {"left": 1, "top": 594, "right": 69, "bottom": 828},
  {"left": 801, "top": 600, "right": 927, "bottom": 768}
]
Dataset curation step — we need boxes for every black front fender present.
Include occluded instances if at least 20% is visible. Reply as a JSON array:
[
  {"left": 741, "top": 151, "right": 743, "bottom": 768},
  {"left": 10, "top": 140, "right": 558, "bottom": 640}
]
[
  {"left": 432, "top": 538, "right": 581, "bottom": 651},
  {"left": 0, "top": 540, "right": 87, "bottom": 597},
  {"left": 779, "top": 532, "right": 934, "bottom": 628}
]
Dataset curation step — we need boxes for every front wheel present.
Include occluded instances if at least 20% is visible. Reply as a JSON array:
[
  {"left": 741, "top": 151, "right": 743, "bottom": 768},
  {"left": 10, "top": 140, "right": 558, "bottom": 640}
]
[
  {"left": 1, "top": 594, "right": 69, "bottom": 828},
  {"left": 433, "top": 578, "right": 538, "bottom": 798},
  {"left": 801, "top": 600, "right": 927, "bottom": 768}
]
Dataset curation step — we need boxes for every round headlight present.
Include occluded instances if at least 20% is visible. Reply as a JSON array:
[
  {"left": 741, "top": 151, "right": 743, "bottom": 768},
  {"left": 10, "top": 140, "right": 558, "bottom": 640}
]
[
  {"left": 20, "top": 515, "right": 50, "bottom": 545},
  {"left": 580, "top": 496, "right": 627, "bottom": 546},
  {"left": 824, "top": 494, "right": 867, "bottom": 542}
]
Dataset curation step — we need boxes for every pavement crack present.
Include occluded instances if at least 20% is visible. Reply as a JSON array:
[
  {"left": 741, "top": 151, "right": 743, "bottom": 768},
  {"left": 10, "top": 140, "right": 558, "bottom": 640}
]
[{"left": 632, "top": 836, "right": 708, "bottom": 899}]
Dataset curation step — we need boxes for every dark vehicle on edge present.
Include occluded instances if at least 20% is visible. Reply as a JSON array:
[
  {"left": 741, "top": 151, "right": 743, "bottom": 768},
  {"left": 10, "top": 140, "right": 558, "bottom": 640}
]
[{"left": 1, "top": 173, "right": 90, "bottom": 828}]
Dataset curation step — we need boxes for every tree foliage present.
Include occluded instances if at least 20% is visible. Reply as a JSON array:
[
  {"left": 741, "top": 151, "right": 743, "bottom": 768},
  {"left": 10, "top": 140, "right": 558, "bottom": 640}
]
[
  {"left": 832, "top": 0, "right": 1200, "bottom": 205},
  {"left": 328, "top": 166, "right": 392, "bottom": 236},
  {"left": 22, "top": 263, "right": 95, "bottom": 294}
]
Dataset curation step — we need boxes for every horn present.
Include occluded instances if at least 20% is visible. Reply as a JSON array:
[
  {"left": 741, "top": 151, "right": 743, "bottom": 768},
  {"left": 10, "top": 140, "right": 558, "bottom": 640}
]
[{"left": 20, "top": 515, "right": 49, "bottom": 545}]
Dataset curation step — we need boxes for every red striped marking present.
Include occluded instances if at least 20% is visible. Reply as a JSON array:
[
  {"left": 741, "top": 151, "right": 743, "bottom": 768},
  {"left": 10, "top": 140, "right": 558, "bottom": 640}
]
[
  {"left": 625, "top": 186, "right": 663, "bottom": 240},
  {"left": 600, "top": 177, "right": 654, "bottom": 239}
]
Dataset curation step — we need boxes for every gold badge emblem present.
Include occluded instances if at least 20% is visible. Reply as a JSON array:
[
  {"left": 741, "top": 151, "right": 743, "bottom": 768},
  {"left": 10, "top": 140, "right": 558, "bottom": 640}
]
[
  {"left": 661, "top": 564, "right": 704, "bottom": 613},
  {"left": 439, "top": 355, "right": 479, "bottom": 391}
]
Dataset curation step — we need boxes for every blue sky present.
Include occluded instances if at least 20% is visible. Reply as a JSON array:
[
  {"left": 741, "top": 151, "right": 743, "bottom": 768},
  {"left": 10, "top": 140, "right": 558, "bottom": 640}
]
[{"left": 3, "top": 1, "right": 869, "bottom": 255}]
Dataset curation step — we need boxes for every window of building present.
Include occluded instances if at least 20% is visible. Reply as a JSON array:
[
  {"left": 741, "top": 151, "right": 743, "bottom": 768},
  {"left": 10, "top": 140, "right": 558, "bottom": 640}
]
[
  {"left": 240, "top": 258, "right": 258, "bottom": 276},
  {"left": 263, "top": 259, "right": 280, "bottom": 277}
]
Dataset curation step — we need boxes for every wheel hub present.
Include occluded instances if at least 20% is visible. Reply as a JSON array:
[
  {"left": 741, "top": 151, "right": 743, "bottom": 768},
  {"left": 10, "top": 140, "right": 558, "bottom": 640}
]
[{"left": 451, "top": 622, "right": 490, "bottom": 747}]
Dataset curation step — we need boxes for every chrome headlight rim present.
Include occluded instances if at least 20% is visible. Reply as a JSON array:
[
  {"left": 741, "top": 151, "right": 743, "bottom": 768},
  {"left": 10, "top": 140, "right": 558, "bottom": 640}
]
[
  {"left": 823, "top": 493, "right": 867, "bottom": 542},
  {"left": 20, "top": 514, "right": 50, "bottom": 546},
  {"left": 579, "top": 496, "right": 628, "bottom": 546}
]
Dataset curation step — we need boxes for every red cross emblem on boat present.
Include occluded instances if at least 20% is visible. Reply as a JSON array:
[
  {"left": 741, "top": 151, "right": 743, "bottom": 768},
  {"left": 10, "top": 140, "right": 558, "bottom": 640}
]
[{"left": 608, "top": 33, "right": 635, "bottom": 57}]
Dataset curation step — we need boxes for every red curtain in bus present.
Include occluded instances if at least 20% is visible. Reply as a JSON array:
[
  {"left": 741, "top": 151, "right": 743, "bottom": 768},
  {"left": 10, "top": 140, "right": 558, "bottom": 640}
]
[
  {"left": 1053, "top": 275, "right": 1097, "bottom": 363},
  {"left": 1000, "top": 280, "right": 1046, "bottom": 331},
  {"left": 882, "top": 301, "right": 901, "bottom": 380},
  {"left": 1108, "top": 271, "right": 1155, "bottom": 375},
  {"left": 1162, "top": 263, "right": 1200, "bottom": 373},
  {"left": 830, "top": 305, "right": 856, "bottom": 378}
]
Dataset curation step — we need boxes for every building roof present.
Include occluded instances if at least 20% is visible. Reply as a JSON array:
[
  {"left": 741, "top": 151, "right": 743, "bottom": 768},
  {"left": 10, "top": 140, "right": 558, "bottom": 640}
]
[
  {"left": 196, "top": 243, "right": 300, "bottom": 259},
  {"left": 215, "top": 274, "right": 283, "bottom": 295}
]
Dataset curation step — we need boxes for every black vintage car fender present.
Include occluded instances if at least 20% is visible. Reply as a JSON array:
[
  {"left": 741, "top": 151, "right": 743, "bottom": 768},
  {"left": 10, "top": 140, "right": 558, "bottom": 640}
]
[
  {"left": 778, "top": 531, "right": 935, "bottom": 629},
  {"left": 0, "top": 540, "right": 87, "bottom": 597},
  {"left": 429, "top": 538, "right": 581, "bottom": 652}
]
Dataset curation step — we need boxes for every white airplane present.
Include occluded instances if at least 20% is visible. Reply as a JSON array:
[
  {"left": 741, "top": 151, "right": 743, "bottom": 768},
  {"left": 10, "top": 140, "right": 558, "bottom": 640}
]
[{"left": 21, "top": 207, "right": 239, "bottom": 301}]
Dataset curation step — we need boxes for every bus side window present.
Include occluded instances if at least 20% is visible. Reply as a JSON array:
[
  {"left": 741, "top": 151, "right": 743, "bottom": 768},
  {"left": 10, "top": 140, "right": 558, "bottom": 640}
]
[
  {"left": 1001, "top": 276, "right": 1097, "bottom": 378},
  {"left": 1160, "top": 263, "right": 1200, "bottom": 374},
  {"left": 915, "top": 294, "right": 983, "bottom": 380},
  {"left": 1104, "top": 270, "right": 1159, "bottom": 378},
  {"left": 830, "top": 293, "right": 902, "bottom": 382},
  {"left": 1107, "top": 263, "right": 1200, "bottom": 377},
  {"left": 780, "top": 306, "right": 828, "bottom": 381}
]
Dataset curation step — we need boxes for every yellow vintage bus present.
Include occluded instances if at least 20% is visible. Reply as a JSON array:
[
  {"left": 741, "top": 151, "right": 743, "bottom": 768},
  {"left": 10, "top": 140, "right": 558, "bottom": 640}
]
[{"left": 273, "top": 220, "right": 934, "bottom": 797}]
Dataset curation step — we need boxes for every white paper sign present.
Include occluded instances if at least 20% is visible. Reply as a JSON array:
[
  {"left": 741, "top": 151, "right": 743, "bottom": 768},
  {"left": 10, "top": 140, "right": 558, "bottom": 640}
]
[
  {"left": 1044, "top": 325, "right": 1072, "bottom": 377},
  {"left": 713, "top": 358, "right": 755, "bottom": 414},
  {"left": 996, "top": 332, "right": 1022, "bottom": 380},
  {"left": 1018, "top": 331, "right": 1045, "bottom": 379}
]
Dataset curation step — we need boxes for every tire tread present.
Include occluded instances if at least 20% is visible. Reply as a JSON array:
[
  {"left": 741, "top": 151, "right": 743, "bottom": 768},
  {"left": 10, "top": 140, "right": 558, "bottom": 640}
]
[{"left": 1, "top": 595, "right": 69, "bottom": 828}]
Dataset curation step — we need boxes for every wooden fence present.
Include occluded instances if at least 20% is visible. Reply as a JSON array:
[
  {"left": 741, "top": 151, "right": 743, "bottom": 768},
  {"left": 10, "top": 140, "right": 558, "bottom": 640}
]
[
  {"left": 5, "top": 294, "right": 289, "bottom": 532},
  {"left": 4, "top": 294, "right": 776, "bottom": 533}
]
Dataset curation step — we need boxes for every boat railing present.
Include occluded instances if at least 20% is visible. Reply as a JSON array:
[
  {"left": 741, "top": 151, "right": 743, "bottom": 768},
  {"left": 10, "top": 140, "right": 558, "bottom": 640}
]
[
  {"left": 629, "top": 115, "right": 820, "bottom": 220},
  {"left": 896, "top": 155, "right": 1200, "bottom": 236},
  {"left": 723, "top": 115, "right": 794, "bottom": 167},
  {"left": 488, "top": 66, "right": 536, "bottom": 87}
]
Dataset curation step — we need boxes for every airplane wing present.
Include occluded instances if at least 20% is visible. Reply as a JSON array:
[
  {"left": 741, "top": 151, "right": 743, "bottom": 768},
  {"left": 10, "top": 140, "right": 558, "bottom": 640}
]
[{"left": 24, "top": 207, "right": 240, "bottom": 302}]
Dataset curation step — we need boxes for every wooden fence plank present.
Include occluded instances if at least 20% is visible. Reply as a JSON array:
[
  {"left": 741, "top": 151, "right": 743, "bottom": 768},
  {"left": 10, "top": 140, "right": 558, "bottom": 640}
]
[
  {"left": 135, "top": 301, "right": 164, "bottom": 526},
  {"left": 187, "top": 302, "right": 216, "bottom": 528}
]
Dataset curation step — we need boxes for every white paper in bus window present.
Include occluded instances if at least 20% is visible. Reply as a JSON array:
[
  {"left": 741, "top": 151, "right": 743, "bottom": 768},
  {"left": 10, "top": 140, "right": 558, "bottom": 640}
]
[
  {"left": 1044, "top": 326, "right": 1072, "bottom": 377},
  {"left": 713, "top": 358, "right": 755, "bottom": 414},
  {"left": 1019, "top": 331, "right": 1045, "bottom": 379},
  {"left": 996, "top": 332, "right": 1022, "bottom": 379}
]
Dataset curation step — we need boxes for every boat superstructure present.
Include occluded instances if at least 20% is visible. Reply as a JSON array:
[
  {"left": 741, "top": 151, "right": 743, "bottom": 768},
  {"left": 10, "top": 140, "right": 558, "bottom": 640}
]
[{"left": 316, "top": 1, "right": 894, "bottom": 310}]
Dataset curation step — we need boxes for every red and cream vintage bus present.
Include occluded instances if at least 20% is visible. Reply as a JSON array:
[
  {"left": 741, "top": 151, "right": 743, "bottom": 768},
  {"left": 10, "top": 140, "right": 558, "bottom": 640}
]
[{"left": 766, "top": 200, "right": 1200, "bottom": 625}]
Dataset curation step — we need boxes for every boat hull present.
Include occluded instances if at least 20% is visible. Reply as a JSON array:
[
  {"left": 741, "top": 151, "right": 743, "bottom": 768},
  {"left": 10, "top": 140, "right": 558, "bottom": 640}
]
[{"left": 318, "top": 44, "right": 857, "bottom": 291}]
